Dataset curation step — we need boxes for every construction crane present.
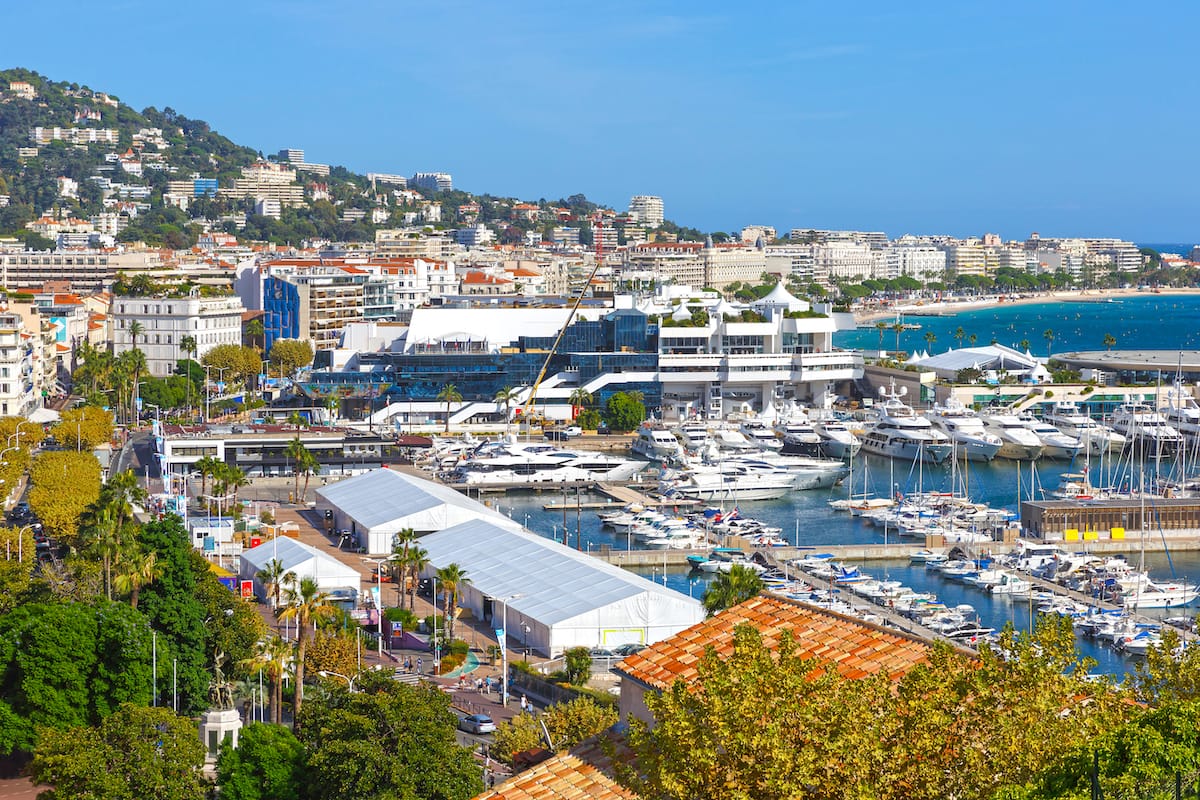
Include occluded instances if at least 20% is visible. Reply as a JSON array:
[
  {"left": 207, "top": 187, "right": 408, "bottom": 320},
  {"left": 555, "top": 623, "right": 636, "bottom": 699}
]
[{"left": 517, "top": 221, "right": 607, "bottom": 431}]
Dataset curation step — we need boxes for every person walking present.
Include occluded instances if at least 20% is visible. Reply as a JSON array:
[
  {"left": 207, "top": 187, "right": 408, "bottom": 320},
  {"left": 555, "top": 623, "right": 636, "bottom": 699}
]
[{"left": 519, "top": 695, "right": 528, "bottom": 713}]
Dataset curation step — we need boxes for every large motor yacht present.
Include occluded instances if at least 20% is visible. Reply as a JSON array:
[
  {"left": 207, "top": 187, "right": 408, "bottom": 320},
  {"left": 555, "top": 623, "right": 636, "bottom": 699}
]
[
  {"left": 1111, "top": 403, "right": 1184, "bottom": 459},
  {"left": 631, "top": 423, "right": 686, "bottom": 462},
  {"left": 859, "top": 385, "right": 953, "bottom": 464},
  {"left": 812, "top": 417, "right": 862, "bottom": 459},
  {"left": 444, "top": 438, "right": 645, "bottom": 485},
  {"left": 1043, "top": 401, "right": 1125, "bottom": 454},
  {"left": 1160, "top": 383, "right": 1200, "bottom": 440},
  {"left": 980, "top": 411, "right": 1044, "bottom": 460},
  {"left": 1017, "top": 413, "right": 1084, "bottom": 460},
  {"left": 923, "top": 398, "right": 1002, "bottom": 462}
]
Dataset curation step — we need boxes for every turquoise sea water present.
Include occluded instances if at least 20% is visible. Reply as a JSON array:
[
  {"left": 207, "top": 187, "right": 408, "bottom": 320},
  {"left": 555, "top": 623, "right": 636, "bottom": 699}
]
[
  {"left": 834, "top": 293, "right": 1200, "bottom": 356},
  {"left": 502, "top": 294, "right": 1200, "bottom": 674}
]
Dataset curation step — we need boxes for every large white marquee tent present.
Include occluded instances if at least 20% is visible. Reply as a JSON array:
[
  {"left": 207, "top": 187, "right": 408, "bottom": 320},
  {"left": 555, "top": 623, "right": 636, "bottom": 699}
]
[
  {"left": 314, "top": 468, "right": 521, "bottom": 555},
  {"left": 238, "top": 537, "right": 360, "bottom": 603},
  {"left": 419, "top": 519, "right": 705, "bottom": 657}
]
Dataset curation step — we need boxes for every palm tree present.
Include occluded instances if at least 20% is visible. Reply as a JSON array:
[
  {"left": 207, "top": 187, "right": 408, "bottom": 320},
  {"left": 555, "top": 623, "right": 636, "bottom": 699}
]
[
  {"left": 88, "top": 507, "right": 122, "bottom": 601},
  {"left": 113, "top": 547, "right": 163, "bottom": 610},
  {"left": 296, "top": 449, "right": 320, "bottom": 503},
  {"left": 127, "top": 320, "right": 144, "bottom": 350},
  {"left": 968, "top": 333, "right": 978, "bottom": 347},
  {"left": 406, "top": 546, "right": 430, "bottom": 613},
  {"left": 115, "top": 348, "right": 146, "bottom": 425},
  {"left": 436, "top": 383, "right": 463, "bottom": 433},
  {"left": 222, "top": 465, "right": 249, "bottom": 506},
  {"left": 891, "top": 322, "right": 905, "bottom": 352},
  {"left": 194, "top": 455, "right": 220, "bottom": 499},
  {"left": 702, "top": 564, "right": 766, "bottom": 616},
  {"left": 245, "top": 318, "right": 265, "bottom": 351},
  {"left": 284, "top": 438, "right": 311, "bottom": 503},
  {"left": 923, "top": 331, "right": 937, "bottom": 352},
  {"left": 1103, "top": 333, "right": 1117, "bottom": 351},
  {"left": 100, "top": 469, "right": 147, "bottom": 530},
  {"left": 954, "top": 326, "right": 966, "bottom": 349},
  {"left": 240, "top": 635, "right": 293, "bottom": 725},
  {"left": 1043, "top": 328, "right": 1055, "bottom": 358},
  {"left": 256, "top": 558, "right": 291, "bottom": 610},
  {"left": 1019, "top": 338, "right": 1031, "bottom": 353},
  {"left": 493, "top": 386, "right": 519, "bottom": 434},
  {"left": 287, "top": 411, "right": 307, "bottom": 434},
  {"left": 180, "top": 335, "right": 197, "bottom": 414},
  {"left": 875, "top": 321, "right": 887, "bottom": 351},
  {"left": 568, "top": 388, "right": 593, "bottom": 418},
  {"left": 434, "top": 562, "right": 469, "bottom": 643},
  {"left": 390, "top": 528, "right": 418, "bottom": 609},
  {"left": 277, "top": 576, "right": 336, "bottom": 723}
]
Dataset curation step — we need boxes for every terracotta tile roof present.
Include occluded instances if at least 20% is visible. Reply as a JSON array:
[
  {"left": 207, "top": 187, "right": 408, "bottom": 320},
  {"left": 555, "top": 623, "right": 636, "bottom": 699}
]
[
  {"left": 475, "top": 738, "right": 634, "bottom": 800},
  {"left": 616, "top": 594, "right": 933, "bottom": 692}
]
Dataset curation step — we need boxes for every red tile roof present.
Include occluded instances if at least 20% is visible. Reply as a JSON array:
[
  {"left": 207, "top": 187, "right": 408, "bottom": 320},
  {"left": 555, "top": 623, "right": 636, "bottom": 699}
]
[
  {"left": 616, "top": 594, "right": 934, "bottom": 691},
  {"left": 474, "top": 738, "right": 634, "bottom": 800}
]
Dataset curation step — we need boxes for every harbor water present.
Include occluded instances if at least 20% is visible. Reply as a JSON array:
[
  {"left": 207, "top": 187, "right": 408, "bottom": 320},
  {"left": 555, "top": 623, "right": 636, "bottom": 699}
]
[{"left": 491, "top": 295, "right": 1200, "bottom": 675}]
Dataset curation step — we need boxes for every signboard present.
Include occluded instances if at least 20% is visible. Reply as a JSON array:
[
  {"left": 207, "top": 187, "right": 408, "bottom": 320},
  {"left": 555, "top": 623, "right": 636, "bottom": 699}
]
[
  {"left": 249, "top": 537, "right": 262, "bottom": 549},
  {"left": 240, "top": 580, "right": 254, "bottom": 599},
  {"left": 494, "top": 628, "right": 506, "bottom": 643}
]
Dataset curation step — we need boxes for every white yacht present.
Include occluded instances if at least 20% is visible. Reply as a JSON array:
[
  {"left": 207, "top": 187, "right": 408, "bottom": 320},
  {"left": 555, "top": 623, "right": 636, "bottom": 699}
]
[
  {"left": 1043, "top": 401, "right": 1126, "bottom": 454},
  {"left": 980, "top": 411, "right": 1044, "bottom": 460},
  {"left": 444, "top": 438, "right": 644, "bottom": 485},
  {"left": 1161, "top": 383, "right": 1200, "bottom": 439},
  {"left": 775, "top": 417, "right": 823, "bottom": 457},
  {"left": 1111, "top": 403, "right": 1184, "bottom": 459},
  {"left": 630, "top": 423, "right": 686, "bottom": 462},
  {"left": 1017, "top": 413, "right": 1084, "bottom": 460},
  {"left": 739, "top": 419, "right": 783, "bottom": 451},
  {"left": 859, "top": 385, "right": 953, "bottom": 464},
  {"left": 923, "top": 398, "right": 1002, "bottom": 462},
  {"left": 812, "top": 417, "right": 862, "bottom": 459},
  {"left": 663, "top": 462, "right": 796, "bottom": 501},
  {"left": 677, "top": 421, "right": 711, "bottom": 451}
]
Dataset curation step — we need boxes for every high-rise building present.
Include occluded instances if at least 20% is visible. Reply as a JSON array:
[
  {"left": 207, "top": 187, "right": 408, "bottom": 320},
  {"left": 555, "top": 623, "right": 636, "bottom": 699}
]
[
  {"left": 411, "top": 172, "right": 453, "bottom": 193},
  {"left": 628, "top": 195, "right": 664, "bottom": 227}
]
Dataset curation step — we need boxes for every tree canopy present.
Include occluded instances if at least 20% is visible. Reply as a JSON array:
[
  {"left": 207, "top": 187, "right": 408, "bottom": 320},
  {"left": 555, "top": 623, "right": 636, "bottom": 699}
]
[{"left": 602, "top": 391, "right": 646, "bottom": 433}]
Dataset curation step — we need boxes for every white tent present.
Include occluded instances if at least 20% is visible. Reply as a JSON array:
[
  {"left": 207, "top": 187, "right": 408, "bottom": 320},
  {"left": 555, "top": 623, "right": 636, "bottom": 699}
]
[
  {"left": 314, "top": 468, "right": 521, "bottom": 555},
  {"left": 419, "top": 519, "right": 705, "bottom": 657},
  {"left": 239, "top": 537, "right": 360, "bottom": 602}
]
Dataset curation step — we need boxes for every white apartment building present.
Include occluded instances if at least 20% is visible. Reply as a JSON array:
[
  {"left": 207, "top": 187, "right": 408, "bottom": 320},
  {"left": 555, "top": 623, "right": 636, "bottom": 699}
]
[
  {"left": 226, "top": 162, "right": 304, "bottom": 206},
  {"left": 882, "top": 245, "right": 946, "bottom": 281},
  {"left": 1084, "top": 238, "right": 1144, "bottom": 273},
  {"left": 813, "top": 242, "right": 878, "bottom": 282},
  {"left": 374, "top": 229, "right": 459, "bottom": 260},
  {"left": 740, "top": 225, "right": 777, "bottom": 244},
  {"left": 940, "top": 242, "right": 987, "bottom": 277},
  {"left": 455, "top": 224, "right": 495, "bottom": 247},
  {"left": 0, "top": 311, "right": 42, "bottom": 416},
  {"left": 764, "top": 245, "right": 817, "bottom": 283},
  {"left": 704, "top": 243, "right": 768, "bottom": 288},
  {"left": 411, "top": 172, "right": 453, "bottom": 193},
  {"left": 112, "top": 294, "right": 246, "bottom": 377},
  {"left": 0, "top": 249, "right": 162, "bottom": 292},
  {"left": 624, "top": 243, "right": 706, "bottom": 286},
  {"left": 628, "top": 195, "right": 664, "bottom": 227}
]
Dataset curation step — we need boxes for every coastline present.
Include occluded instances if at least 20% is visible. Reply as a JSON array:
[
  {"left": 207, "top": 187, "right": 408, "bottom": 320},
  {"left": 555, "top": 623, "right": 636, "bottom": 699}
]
[{"left": 853, "top": 287, "right": 1200, "bottom": 325}]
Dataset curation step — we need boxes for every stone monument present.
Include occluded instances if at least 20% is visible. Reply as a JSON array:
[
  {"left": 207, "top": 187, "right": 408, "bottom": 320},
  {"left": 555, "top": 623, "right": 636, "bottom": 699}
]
[{"left": 198, "top": 649, "right": 242, "bottom": 763}]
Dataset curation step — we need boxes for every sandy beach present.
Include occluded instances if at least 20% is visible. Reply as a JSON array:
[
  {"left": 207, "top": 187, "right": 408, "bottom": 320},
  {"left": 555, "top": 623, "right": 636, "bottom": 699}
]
[{"left": 853, "top": 287, "right": 1200, "bottom": 324}]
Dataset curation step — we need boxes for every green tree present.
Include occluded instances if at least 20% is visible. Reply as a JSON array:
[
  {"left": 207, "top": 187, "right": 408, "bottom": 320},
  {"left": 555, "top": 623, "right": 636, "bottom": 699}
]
[
  {"left": 891, "top": 322, "right": 905, "bottom": 351},
  {"left": 202, "top": 343, "right": 262, "bottom": 388},
  {"left": 298, "top": 672, "right": 482, "bottom": 800},
  {"left": 954, "top": 325, "right": 966, "bottom": 348},
  {"left": 268, "top": 339, "right": 314, "bottom": 379},
  {"left": 31, "top": 704, "right": 206, "bottom": 800},
  {"left": 255, "top": 558, "right": 292, "bottom": 610},
  {"left": 602, "top": 391, "right": 646, "bottom": 433},
  {"left": 216, "top": 722, "right": 305, "bottom": 800},
  {"left": 112, "top": 547, "right": 163, "bottom": 610},
  {"left": 568, "top": 387, "right": 593, "bottom": 416},
  {"left": 923, "top": 330, "right": 937, "bottom": 352},
  {"left": 491, "top": 697, "right": 618, "bottom": 766},
  {"left": 434, "top": 562, "right": 469, "bottom": 644},
  {"left": 390, "top": 528, "right": 418, "bottom": 610},
  {"left": 493, "top": 385, "right": 519, "bottom": 434},
  {"left": 277, "top": 576, "right": 336, "bottom": 723},
  {"left": 240, "top": 635, "right": 293, "bottom": 726},
  {"left": 179, "top": 334, "right": 197, "bottom": 413},
  {"left": 404, "top": 546, "right": 430, "bottom": 613},
  {"left": 437, "top": 383, "right": 463, "bottom": 433},
  {"left": 1020, "top": 338, "right": 1031, "bottom": 352},
  {"left": 284, "top": 438, "right": 315, "bottom": 503},
  {"left": 563, "top": 646, "right": 592, "bottom": 685},
  {"left": 1103, "top": 332, "right": 1117, "bottom": 351},
  {"left": 701, "top": 564, "right": 765, "bottom": 615},
  {"left": 875, "top": 321, "right": 887, "bottom": 350},
  {"left": 1043, "top": 328, "right": 1055, "bottom": 358}
]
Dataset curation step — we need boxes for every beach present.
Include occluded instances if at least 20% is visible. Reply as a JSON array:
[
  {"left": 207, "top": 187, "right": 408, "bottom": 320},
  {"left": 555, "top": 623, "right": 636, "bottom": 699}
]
[{"left": 853, "top": 287, "right": 1200, "bottom": 324}]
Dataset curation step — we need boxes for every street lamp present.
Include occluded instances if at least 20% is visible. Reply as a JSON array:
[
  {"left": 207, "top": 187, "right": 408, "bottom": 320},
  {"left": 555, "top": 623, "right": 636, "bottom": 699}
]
[
  {"left": 491, "top": 593, "right": 523, "bottom": 707},
  {"left": 363, "top": 556, "right": 389, "bottom": 660},
  {"left": 318, "top": 666, "right": 381, "bottom": 692}
]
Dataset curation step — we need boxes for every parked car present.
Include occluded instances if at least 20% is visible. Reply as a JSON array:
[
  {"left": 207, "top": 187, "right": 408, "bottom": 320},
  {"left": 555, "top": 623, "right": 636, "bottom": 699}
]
[
  {"left": 544, "top": 429, "right": 570, "bottom": 441},
  {"left": 613, "top": 642, "right": 646, "bottom": 656},
  {"left": 589, "top": 647, "right": 617, "bottom": 659},
  {"left": 458, "top": 714, "right": 496, "bottom": 735}
]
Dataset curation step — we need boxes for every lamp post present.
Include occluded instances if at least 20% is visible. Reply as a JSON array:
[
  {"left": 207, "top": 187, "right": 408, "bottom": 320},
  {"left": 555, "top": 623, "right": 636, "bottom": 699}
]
[
  {"left": 319, "top": 668, "right": 379, "bottom": 693},
  {"left": 432, "top": 575, "right": 441, "bottom": 675},
  {"left": 493, "top": 593, "right": 522, "bottom": 707},
  {"left": 363, "top": 557, "right": 388, "bottom": 659}
]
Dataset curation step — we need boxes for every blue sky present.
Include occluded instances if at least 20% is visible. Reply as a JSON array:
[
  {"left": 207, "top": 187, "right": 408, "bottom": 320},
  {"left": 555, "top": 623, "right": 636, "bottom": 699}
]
[{"left": 6, "top": 2, "right": 1198, "bottom": 241}]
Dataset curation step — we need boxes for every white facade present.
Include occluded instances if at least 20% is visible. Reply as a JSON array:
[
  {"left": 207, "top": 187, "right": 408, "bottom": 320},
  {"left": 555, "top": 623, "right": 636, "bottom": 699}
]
[
  {"left": 628, "top": 195, "right": 664, "bottom": 227},
  {"left": 0, "top": 312, "right": 41, "bottom": 416},
  {"left": 883, "top": 245, "right": 947, "bottom": 280},
  {"left": 112, "top": 294, "right": 245, "bottom": 377}
]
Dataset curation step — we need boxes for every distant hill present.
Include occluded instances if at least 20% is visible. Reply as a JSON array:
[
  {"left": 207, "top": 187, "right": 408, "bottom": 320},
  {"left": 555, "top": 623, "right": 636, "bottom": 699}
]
[{"left": 0, "top": 68, "right": 669, "bottom": 250}]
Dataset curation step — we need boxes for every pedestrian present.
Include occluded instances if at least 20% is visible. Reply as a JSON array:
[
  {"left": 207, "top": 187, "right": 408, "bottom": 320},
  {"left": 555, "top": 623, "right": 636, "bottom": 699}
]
[
  {"left": 484, "top": 677, "right": 492, "bottom": 695},
  {"left": 417, "top": 657, "right": 423, "bottom": 674},
  {"left": 520, "top": 695, "right": 528, "bottom": 713}
]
